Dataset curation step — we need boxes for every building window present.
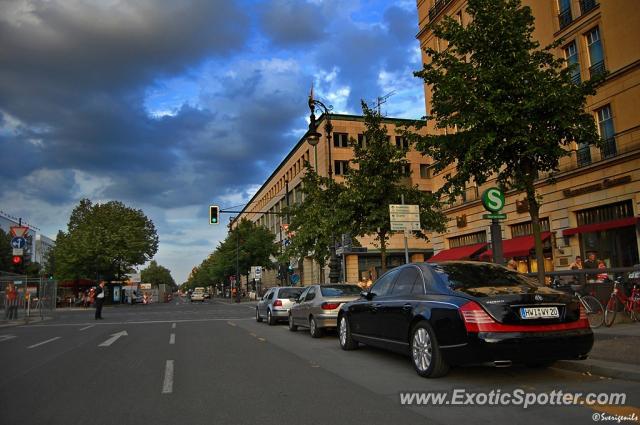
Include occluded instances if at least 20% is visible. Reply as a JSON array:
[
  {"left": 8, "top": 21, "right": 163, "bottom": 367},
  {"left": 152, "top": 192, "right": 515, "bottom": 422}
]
[
  {"left": 357, "top": 133, "right": 368, "bottom": 148},
  {"left": 455, "top": 10, "right": 463, "bottom": 25},
  {"left": 576, "top": 200, "right": 633, "bottom": 227},
  {"left": 448, "top": 231, "right": 487, "bottom": 249},
  {"left": 579, "top": 0, "right": 598, "bottom": 15},
  {"left": 564, "top": 41, "right": 581, "bottom": 84},
  {"left": 400, "top": 163, "right": 411, "bottom": 176},
  {"left": 511, "top": 218, "right": 550, "bottom": 238},
  {"left": 576, "top": 143, "right": 591, "bottom": 167},
  {"left": 334, "top": 160, "right": 349, "bottom": 175},
  {"left": 420, "top": 164, "right": 431, "bottom": 179},
  {"left": 586, "top": 27, "right": 605, "bottom": 78},
  {"left": 395, "top": 136, "right": 409, "bottom": 149},
  {"left": 558, "top": 0, "right": 572, "bottom": 29},
  {"left": 596, "top": 105, "right": 616, "bottom": 158},
  {"left": 333, "top": 132, "right": 349, "bottom": 148}
]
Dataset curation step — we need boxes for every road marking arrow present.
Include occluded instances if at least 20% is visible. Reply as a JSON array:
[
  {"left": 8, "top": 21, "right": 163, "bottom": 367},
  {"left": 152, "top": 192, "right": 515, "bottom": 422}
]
[{"left": 98, "top": 330, "right": 128, "bottom": 347}]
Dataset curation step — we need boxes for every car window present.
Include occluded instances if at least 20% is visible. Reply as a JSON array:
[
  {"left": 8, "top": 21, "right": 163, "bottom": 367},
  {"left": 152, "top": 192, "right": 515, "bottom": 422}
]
[
  {"left": 390, "top": 267, "right": 419, "bottom": 296},
  {"left": 433, "top": 263, "right": 543, "bottom": 297},
  {"left": 267, "top": 290, "right": 275, "bottom": 300},
  {"left": 278, "top": 288, "right": 304, "bottom": 299},
  {"left": 411, "top": 275, "right": 426, "bottom": 295},
  {"left": 305, "top": 286, "right": 316, "bottom": 301},
  {"left": 320, "top": 285, "right": 361, "bottom": 297},
  {"left": 370, "top": 269, "right": 399, "bottom": 297},
  {"left": 297, "top": 287, "right": 310, "bottom": 302}
]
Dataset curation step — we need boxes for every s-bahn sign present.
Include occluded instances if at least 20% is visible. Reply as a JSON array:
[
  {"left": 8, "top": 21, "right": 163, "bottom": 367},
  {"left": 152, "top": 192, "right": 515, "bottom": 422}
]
[{"left": 481, "top": 187, "right": 505, "bottom": 213}]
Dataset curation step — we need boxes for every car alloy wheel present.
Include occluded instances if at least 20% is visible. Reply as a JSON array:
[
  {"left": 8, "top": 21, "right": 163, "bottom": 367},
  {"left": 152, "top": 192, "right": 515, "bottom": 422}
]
[
  {"left": 256, "top": 308, "right": 263, "bottom": 323},
  {"left": 309, "top": 317, "right": 323, "bottom": 338},
  {"left": 267, "top": 310, "right": 276, "bottom": 326},
  {"left": 412, "top": 328, "right": 432, "bottom": 373},
  {"left": 338, "top": 315, "right": 357, "bottom": 350},
  {"left": 288, "top": 314, "right": 297, "bottom": 332},
  {"left": 410, "top": 321, "right": 449, "bottom": 378}
]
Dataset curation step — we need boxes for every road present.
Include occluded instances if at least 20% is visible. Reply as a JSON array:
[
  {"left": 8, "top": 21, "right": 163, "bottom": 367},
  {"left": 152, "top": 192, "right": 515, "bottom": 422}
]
[{"left": 1, "top": 298, "right": 638, "bottom": 425}]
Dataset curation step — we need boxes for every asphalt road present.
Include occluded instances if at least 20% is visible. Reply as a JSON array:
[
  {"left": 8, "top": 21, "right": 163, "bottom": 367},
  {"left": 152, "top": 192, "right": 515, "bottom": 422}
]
[{"left": 1, "top": 298, "right": 638, "bottom": 425}]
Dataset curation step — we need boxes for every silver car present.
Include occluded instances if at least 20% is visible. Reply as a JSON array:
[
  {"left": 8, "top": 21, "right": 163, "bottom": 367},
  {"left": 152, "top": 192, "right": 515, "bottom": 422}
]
[
  {"left": 288, "top": 284, "right": 362, "bottom": 338},
  {"left": 256, "top": 286, "right": 305, "bottom": 325}
]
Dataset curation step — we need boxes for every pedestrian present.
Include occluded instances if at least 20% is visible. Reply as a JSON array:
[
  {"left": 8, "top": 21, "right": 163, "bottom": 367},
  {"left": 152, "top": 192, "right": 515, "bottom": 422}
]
[
  {"left": 584, "top": 252, "right": 598, "bottom": 269},
  {"left": 569, "top": 256, "right": 583, "bottom": 270},
  {"left": 596, "top": 260, "right": 609, "bottom": 282},
  {"left": 4, "top": 282, "right": 19, "bottom": 320},
  {"left": 94, "top": 281, "right": 106, "bottom": 320},
  {"left": 506, "top": 259, "right": 518, "bottom": 272}
]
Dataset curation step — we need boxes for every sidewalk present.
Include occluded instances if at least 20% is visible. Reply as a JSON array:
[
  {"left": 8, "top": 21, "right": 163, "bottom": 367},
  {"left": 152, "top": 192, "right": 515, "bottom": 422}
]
[{"left": 555, "top": 322, "right": 640, "bottom": 382}]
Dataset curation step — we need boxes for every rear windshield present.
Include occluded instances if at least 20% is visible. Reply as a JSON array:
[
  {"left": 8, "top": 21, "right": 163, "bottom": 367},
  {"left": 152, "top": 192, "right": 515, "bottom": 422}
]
[
  {"left": 432, "top": 263, "right": 542, "bottom": 297},
  {"left": 320, "top": 285, "right": 361, "bottom": 297},
  {"left": 278, "top": 288, "right": 304, "bottom": 299}
]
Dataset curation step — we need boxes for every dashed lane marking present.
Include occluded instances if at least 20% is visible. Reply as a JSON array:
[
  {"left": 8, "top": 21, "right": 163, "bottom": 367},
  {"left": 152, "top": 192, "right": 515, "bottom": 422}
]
[
  {"left": 162, "top": 360, "right": 174, "bottom": 394},
  {"left": 227, "top": 321, "right": 237, "bottom": 327},
  {"left": 22, "top": 317, "right": 254, "bottom": 328},
  {"left": 27, "top": 337, "right": 61, "bottom": 349},
  {"left": 79, "top": 325, "right": 95, "bottom": 331},
  {"left": 0, "top": 334, "right": 17, "bottom": 342},
  {"left": 171, "top": 323, "right": 176, "bottom": 329},
  {"left": 169, "top": 333, "right": 175, "bottom": 345}
]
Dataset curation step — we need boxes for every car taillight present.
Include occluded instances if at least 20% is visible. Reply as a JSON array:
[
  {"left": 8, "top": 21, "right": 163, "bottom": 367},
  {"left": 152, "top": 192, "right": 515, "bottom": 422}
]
[
  {"left": 579, "top": 303, "right": 588, "bottom": 320},
  {"left": 273, "top": 299, "right": 283, "bottom": 307},
  {"left": 321, "top": 302, "right": 341, "bottom": 310},
  {"left": 459, "top": 301, "right": 496, "bottom": 332}
]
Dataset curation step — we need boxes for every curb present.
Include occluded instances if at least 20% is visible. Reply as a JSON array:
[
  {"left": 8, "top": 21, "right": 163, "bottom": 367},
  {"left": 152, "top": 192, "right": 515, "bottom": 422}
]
[
  {"left": 554, "top": 359, "right": 640, "bottom": 382},
  {"left": 0, "top": 316, "right": 53, "bottom": 328}
]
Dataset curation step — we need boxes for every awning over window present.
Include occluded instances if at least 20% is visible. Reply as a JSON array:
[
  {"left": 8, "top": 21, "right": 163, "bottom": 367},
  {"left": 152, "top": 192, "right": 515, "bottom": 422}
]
[
  {"left": 482, "top": 232, "right": 551, "bottom": 259},
  {"left": 427, "top": 242, "right": 488, "bottom": 262},
  {"left": 562, "top": 217, "right": 638, "bottom": 237}
]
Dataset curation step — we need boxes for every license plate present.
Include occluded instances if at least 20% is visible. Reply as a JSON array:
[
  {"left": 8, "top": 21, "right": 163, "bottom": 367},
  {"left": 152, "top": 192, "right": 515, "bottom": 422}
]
[{"left": 519, "top": 306, "right": 559, "bottom": 319}]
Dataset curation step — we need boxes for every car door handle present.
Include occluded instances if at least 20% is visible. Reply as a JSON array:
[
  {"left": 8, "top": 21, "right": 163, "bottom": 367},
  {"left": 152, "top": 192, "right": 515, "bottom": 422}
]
[{"left": 402, "top": 303, "right": 412, "bottom": 311}]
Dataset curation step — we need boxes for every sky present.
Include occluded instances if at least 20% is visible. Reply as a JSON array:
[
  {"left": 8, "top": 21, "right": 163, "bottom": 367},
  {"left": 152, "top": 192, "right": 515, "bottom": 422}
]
[{"left": 0, "top": 0, "right": 427, "bottom": 284}]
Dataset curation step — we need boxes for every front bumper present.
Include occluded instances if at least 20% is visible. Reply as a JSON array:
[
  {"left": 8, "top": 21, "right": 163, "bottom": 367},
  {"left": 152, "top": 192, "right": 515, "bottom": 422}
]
[{"left": 442, "top": 328, "right": 594, "bottom": 366}]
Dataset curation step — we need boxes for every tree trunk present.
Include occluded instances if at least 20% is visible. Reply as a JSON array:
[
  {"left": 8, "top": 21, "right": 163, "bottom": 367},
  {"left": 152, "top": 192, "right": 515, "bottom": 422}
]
[
  {"left": 526, "top": 184, "right": 546, "bottom": 285},
  {"left": 379, "top": 231, "right": 387, "bottom": 274}
]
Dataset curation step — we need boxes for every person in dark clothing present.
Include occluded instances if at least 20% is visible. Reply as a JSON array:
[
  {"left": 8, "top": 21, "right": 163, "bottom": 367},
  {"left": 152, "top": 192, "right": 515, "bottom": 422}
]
[
  {"left": 584, "top": 252, "right": 598, "bottom": 269},
  {"left": 94, "top": 281, "right": 106, "bottom": 320}
]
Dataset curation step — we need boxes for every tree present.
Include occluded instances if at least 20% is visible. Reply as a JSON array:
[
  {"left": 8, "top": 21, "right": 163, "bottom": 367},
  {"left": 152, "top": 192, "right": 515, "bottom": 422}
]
[
  {"left": 0, "top": 228, "right": 16, "bottom": 273},
  {"left": 346, "top": 103, "right": 445, "bottom": 273},
  {"left": 410, "top": 0, "right": 603, "bottom": 283},
  {"left": 141, "top": 260, "right": 177, "bottom": 290},
  {"left": 51, "top": 199, "right": 159, "bottom": 281}
]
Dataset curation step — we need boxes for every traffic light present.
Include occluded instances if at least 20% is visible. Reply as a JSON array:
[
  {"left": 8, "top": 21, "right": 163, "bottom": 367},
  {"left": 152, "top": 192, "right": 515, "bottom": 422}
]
[
  {"left": 209, "top": 205, "right": 220, "bottom": 224},
  {"left": 12, "top": 256, "right": 22, "bottom": 265}
]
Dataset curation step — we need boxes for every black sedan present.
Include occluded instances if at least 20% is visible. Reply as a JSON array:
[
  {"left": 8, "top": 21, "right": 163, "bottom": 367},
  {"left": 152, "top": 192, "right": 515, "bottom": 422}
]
[{"left": 337, "top": 261, "right": 593, "bottom": 378}]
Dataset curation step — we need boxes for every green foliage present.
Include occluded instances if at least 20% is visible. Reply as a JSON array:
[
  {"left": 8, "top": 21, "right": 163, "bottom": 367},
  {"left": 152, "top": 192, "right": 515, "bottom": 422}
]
[
  {"left": 51, "top": 199, "right": 159, "bottom": 281},
  {"left": 0, "top": 228, "right": 13, "bottom": 272},
  {"left": 186, "top": 219, "right": 277, "bottom": 289},
  {"left": 141, "top": 260, "right": 177, "bottom": 290}
]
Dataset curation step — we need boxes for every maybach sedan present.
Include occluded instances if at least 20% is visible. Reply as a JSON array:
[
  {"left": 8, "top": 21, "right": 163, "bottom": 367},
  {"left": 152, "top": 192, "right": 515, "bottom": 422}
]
[{"left": 337, "top": 262, "right": 593, "bottom": 378}]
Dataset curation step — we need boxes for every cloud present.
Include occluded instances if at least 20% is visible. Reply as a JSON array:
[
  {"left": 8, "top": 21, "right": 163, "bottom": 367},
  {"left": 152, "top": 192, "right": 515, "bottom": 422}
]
[{"left": 258, "top": 0, "right": 328, "bottom": 47}]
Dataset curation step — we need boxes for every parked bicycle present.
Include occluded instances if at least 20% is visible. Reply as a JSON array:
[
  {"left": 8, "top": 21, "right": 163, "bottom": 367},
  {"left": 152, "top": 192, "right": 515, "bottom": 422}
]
[
  {"left": 551, "top": 278, "right": 604, "bottom": 328},
  {"left": 604, "top": 279, "right": 640, "bottom": 327}
]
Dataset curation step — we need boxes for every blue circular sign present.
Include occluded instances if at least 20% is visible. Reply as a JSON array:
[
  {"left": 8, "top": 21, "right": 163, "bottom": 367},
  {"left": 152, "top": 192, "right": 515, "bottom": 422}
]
[
  {"left": 290, "top": 273, "right": 300, "bottom": 284},
  {"left": 11, "top": 237, "right": 26, "bottom": 249}
]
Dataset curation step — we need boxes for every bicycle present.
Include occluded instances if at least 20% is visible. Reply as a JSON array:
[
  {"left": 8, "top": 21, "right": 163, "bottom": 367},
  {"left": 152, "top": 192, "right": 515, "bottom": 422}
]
[
  {"left": 552, "top": 278, "right": 604, "bottom": 328},
  {"left": 604, "top": 280, "right": 640, "bottom": 327}
]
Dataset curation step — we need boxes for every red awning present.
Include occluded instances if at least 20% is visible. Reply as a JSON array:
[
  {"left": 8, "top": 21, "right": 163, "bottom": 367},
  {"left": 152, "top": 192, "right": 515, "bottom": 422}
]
[
  {"left": 482, "top": 232, "right": 551, "bottom": 259},
  {"left": 427, "top": 242, "right": 488, "bottom": 262},
  {"left": 562, "top": 217, "right": 639, "bottom": 237}
]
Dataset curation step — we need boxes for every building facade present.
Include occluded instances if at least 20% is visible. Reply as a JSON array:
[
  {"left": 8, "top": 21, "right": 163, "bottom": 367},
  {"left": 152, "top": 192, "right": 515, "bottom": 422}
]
[
  {"left": 416, "top": 0, "right": 640, "bottom": 271},
  {"left": 233, "top": 114, "right": 435, "bottom": 288}
]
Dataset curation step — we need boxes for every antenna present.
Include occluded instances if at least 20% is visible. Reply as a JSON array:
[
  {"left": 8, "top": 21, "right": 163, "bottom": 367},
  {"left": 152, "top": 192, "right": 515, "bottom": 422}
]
[{"left": 372, "top": 90, "right": 396, "bottom": 115}]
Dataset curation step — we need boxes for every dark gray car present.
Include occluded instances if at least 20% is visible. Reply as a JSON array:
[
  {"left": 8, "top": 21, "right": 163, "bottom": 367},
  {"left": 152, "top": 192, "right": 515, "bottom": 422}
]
[
  {"left": 256, "top": 286, "right": 305, "bottom": 325},
  {"left": 289, "top": 284, "right": 361, "bottom": 337}
]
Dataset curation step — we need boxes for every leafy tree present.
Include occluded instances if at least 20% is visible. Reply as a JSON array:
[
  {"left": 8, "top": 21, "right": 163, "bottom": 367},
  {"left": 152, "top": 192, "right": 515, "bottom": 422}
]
[
  {"left": 51, "top": 199, "right": 159, "bottom": 281},
  {"left": 141, "top": 260, "right": 177, "bottom": 290},
  {"left": 0, "top": 228, "right": 14, "bottom": 273},
  {"left": 345, "top": 103, "right": 446, "bottom": 273},
  {"left": 409, "top": 0, "right": 602, "bottom": 282}
]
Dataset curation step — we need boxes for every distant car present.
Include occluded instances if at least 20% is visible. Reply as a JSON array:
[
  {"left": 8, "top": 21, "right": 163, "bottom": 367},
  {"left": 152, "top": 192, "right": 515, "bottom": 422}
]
[
  {"left": 191, "top": 291, "right": 205, "bottom": 302},
  {"left": 203, "top": 292, "right": 211, "bottom": 299},
  {"left": 256, "top": 286, "right": 305, "bottom": 325},
  {"left": 289, "top": 284, "right": 361, "bottom": 337},
  {"left": 337, "top": 262, "right": 594, "bottom": 378}
]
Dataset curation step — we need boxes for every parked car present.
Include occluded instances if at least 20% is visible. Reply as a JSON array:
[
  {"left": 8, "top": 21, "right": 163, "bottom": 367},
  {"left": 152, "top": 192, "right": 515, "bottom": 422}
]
[
  {"left": 337, "top": 261, "right": 594, "bottom": 378},
  {"left": 289, "top": 284, "right": 361, "bottom": 337},
  {"left": 256, "top": 286, "right": 305, "bottom": 325}
]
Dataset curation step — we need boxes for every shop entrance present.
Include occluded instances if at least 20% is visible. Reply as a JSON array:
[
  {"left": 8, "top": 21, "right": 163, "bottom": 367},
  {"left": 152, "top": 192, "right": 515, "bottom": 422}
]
[{"left": 580, "top": 226, "right": 639, "bottom": 267}]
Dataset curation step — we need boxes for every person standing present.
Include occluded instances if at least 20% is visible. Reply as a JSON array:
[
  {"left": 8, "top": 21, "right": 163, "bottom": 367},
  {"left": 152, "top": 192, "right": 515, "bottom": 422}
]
[
  {"left": 584, "top": 252, "right": 598, "bottom": 269},
  {"left": 94, "top": 281, "right": 106, "bottom": 320},
  {"left": 5, "top": 282, "right": 18, "bottom": 320},
  {"left": 506, "top": 259, "right": 518, "bottom": 272}
]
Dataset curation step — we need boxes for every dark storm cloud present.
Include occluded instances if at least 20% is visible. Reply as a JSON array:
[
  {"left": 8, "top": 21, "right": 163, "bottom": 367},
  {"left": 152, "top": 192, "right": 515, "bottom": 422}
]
[
  {"left": 258, "top": 0, "right": 328, "bottom": 46},
  {"left": 0, "top": 0, "right": 251, "bottom": 205}
]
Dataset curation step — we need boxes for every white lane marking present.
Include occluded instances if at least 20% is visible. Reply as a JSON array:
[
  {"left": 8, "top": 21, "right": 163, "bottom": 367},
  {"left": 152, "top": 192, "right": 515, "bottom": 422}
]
[
  {"left": 171, "top": 323, "right": 176, "bottom": 329},
  {"left": 0, "top": 335, "right": 17, "bottom": 342},
  {"left": 27, "top": 337, "right": 61, "bottom": 349},
  {"left": 98, "top": 330, "right": 128, "bottom": 347},
  {"left": 79, "top": 325, "right": 95, "bottom": 331},
  {"left": 169, "top": 333, "right": 175, "bottom": 345},
  {"left": 162, "top": 360, "right": 174, "bottom": 394},
  {"left": 24, "top": 317, "right": 254, "bottom": 328}
]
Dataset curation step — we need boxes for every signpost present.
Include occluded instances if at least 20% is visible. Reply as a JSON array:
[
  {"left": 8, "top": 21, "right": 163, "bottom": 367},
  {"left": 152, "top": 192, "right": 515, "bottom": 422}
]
[
  {"left": 390, "top": 199, "right": 420, "bottom": 264},
  {"left": 481, "top": 187, "right": 506, "bottom": 265}
]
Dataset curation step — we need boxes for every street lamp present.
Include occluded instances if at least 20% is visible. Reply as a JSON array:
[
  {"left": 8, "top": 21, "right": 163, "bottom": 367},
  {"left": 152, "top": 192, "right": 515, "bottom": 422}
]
[{"left": 305, "top": 94, "right": 340, "bottom": 283}]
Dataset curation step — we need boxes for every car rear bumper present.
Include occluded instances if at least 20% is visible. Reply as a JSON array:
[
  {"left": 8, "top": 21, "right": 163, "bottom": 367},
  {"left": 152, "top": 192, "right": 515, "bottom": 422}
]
[
  {"left": 314, "top": 313, "right": 338, "bottom": 328},
  {"left": 441, "top": 328, "right": 594, "bottom": 366},
  {"left": 271, "top": 308, "right": 290, "bottom": 318}
]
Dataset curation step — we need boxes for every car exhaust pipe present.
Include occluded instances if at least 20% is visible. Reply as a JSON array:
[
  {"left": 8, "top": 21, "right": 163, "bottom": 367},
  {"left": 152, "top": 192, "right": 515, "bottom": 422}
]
[{"left": 494, "top": 360, "right": 512, "bottom": 368}]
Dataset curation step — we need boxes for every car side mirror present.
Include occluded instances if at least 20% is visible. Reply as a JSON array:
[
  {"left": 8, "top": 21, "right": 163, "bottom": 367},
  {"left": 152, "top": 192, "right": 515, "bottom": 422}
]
[{"left": 361, "top": 291, "right": 373, "bottom": 300}]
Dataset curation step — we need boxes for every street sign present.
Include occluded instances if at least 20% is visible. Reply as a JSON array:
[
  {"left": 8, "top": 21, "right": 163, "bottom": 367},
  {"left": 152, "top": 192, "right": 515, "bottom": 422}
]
[
  {"left": 11, "top": 237, "right": 26, "bottom": 249},
  {"left": 389, "top": 212, "right": 420, "bottom": 221},
  {"left": 391, "top": 221, "right": 421, "bottom": 231},
  {"left": 290, "top": 273, "right": 300, "bottom": 284},
  {"left": 140, "top": 283, "right": 152, "bottom": 290},
  {"left": 12, "top": 248, "right": 24, "bottom": 256},
  {"left": 255, "top": 266, "right": 262, "bottom": 277},
  {"left": 389, "top": 204, "right": 420, "bottom": 232},
  {"left": 10, "top": 226, "right": 29, "bottom": 238},
  {"left": 481, "top": 188, "right": 505, "bottom": 213},
  {"left": 483, "top": 213, "right": 507, "bottom": 220}
]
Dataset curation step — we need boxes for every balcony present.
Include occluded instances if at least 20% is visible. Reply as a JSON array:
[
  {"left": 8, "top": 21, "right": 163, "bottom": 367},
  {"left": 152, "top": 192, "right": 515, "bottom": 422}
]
[
  {"left": 600, "top": 137, "right": 617, "bottom": 159},
  {"left": 428, "top": 0, "right": 452, "bottom": 22},
  {"left": 558, "top": 8, "right": 573, "bottom": 30},
  {"left": 576, "top": 146, "right": 592, "bottom": 167},
  {"left": 571, "top": 72, "right": 581, "bottom": 85},
  {"left": 580, "top": 0, "right": 598, "bottom": 15},
  {"left": 589, "top": 60, "right": 606, "bottom": 78}
]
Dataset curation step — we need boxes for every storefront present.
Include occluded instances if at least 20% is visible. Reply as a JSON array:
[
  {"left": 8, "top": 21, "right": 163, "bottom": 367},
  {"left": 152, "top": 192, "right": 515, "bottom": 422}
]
[{"left": 563, "top": 200, "right": 639, "bottom": 267}]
